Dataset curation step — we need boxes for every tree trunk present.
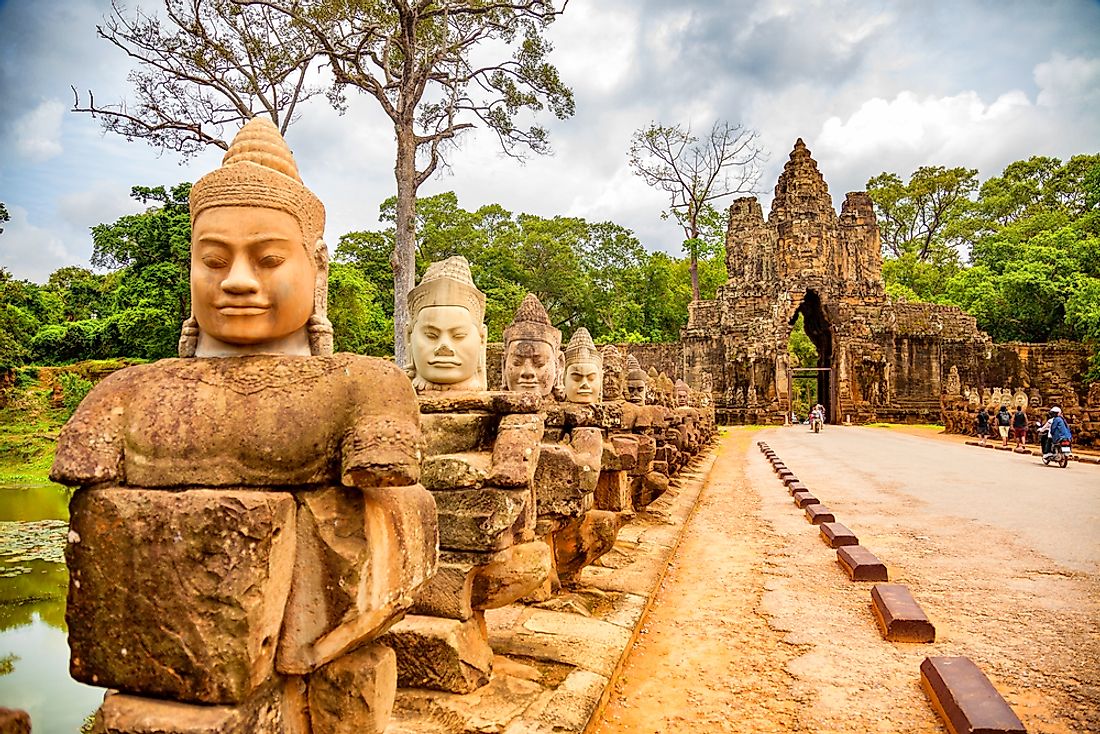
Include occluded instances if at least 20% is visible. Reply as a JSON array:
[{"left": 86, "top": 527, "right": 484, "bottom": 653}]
[
  {"left": 690, "top": 255, "right": 700, "bottom": 302},
  {"left": 392, "top": 125, "right": 418, "bottom": 368}
]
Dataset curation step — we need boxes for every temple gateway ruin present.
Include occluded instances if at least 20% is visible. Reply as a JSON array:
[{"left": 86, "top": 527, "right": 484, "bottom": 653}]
[{"left": 678, "top": 140, "right": 1093, "bottom": 430}]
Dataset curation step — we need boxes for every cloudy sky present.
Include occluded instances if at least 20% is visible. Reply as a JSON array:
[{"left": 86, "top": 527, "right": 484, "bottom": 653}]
[{"left": 2, "top": 0, "right": 1099, "bottom": 283}]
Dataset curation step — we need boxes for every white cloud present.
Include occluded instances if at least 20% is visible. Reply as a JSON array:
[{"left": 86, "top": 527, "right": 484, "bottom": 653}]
[
  {"left": 12, "top": 99, "right": 65, "bottom": 162},
  {"left": 0, "top": 205, "right": 85, "bottom": 283},
  {"left": 1035, "top": 53, "right": 1100, "bottom": 109}
]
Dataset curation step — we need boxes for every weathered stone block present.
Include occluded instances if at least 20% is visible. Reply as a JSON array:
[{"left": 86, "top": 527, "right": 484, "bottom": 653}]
[
  {"left": 381, "top": 614, "right": 493, "bottom": 694},
  {"left": 308, "top": 644, "right": 396, "bottom": 734},
  {"left": 471, "top": 540, "right": 554, "bottom": 609},
  {"left": 434, "top": 487, "right": 528, "bottom": 551},
  {"left": 819, "top": 522, "right": 858, "bottom": 548},
  {"left": 568, "top": 428, "right": 604, "bottom": 493},
  {"left": 920, "top": 656, "right": 1026, "bottom": 734},
  {"left": 417, "top": 392, "right": 540, "bottom": 415},
  {"left": 421, "top": 453, "right": 492, "bottom": 490},
  {"left": 91, "top": 678, "right": 309, "bottom": 734},
  {"left": 871, "top": 584, "right": 935, "bottom": 642},
  {"left": 553, "top": 511, "right": 621, "bottom": 585},
  {"left": 787, "top": 481, "right": 807, "bottom": 495},
  {"left": 594, "top": 469, "right": 632, "bottom": 513},
  {"left": 534, "top": 444, "right": 586, "bottom": 517},
  {"left": 67, "top": 488, "right": 295, "bottom": 704},
  {"left": 606, "top": 435, "right": 638, "bottom": 471},
  {"left": 420, "top": 413, "right": 496, "bottom": 455},
  {"left": 488, "top": 414, "right": 544, "bottom": 488},
  {"left": 279, "top": 484, "right": 437, "bottom": 675}
]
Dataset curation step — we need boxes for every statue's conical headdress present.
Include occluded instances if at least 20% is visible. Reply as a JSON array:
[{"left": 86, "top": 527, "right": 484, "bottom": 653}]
[
  {"left": 600, "top": 344, "right": 624, "bottom": 371},
  {"left": 189, "top": 117, "right": 325, "bottom": 252},
  {"left": 408, "top": 256, "right": 486, "bottom": 324},
  {"left": 626, "top": 354, "right": 646, "bottom": 381},
  {"left": 503, "top": 294, "right": 560, "bottom": 350},
  {"left": 675, "top": 378, "right": 689, "bottom": 392},
  {"left": 564, "top": 327, "right": 601, "bottom": 366}
]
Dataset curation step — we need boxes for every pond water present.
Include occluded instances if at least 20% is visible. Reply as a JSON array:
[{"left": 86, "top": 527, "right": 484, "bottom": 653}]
[{"left": 0, "top": 484, "right": 104, "bottom": 733}]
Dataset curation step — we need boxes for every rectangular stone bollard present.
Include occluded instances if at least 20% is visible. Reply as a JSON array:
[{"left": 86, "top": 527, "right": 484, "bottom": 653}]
[
  {"left": 836, "top": 546, "right": 889, "bottom": 581},
  {"left": 804, "top": 504, "right": 835, "bottom": 524},
  {"left": 278, "top": 485, "right": 437, "bottom": 675},
  {"left": 871, "top": 584, "right": 935, "bottom": 642},
  {"left": 66, "top": 488, "right": 296, "bottom": 704},
  {"left": 792, "top": 491, "right": 818, "bottom": 508},
  {"left": 819, "top": 522, "right": 858, "bottom": 548},
  {"left": 919, "top": 656, "right": 1026, "bottom": 734}
]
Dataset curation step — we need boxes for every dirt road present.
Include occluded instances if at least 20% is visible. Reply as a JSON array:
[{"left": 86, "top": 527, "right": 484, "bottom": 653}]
[{"left": 590, "top": 426, "right": 1099, "bottom": 734}]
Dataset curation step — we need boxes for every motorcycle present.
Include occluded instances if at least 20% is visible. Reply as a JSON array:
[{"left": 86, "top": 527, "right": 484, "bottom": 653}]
[{"left": 1042, "top": 439, "right": 1071, "bottom": 468}]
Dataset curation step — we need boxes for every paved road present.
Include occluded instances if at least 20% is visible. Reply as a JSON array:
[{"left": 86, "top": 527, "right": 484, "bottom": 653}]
[
  {"left": 766, "top": 425, "right": 1100, "bottom": 573},
  {"left": 592, "top": 426, "right": 1099, "bottom": 733}
]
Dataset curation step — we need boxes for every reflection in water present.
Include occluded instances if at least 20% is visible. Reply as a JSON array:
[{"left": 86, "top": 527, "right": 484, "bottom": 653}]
[
  {"left": 0, "top": 489, "right": 104, "bottom": 729},
  {"left": 0, "top": 614, "right": 104, "bottom": 733},
  {"left": 0, "top": 483, "right": 73, "bottom": 523}
]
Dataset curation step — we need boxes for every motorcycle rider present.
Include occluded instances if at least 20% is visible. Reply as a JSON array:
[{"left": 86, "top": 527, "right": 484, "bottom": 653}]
[
  {"left": 1047, "top": 406, "right": 1072, "bottom": 456},
  {"left": 810, "top": 403, "right": 825, "bottom": 431}
]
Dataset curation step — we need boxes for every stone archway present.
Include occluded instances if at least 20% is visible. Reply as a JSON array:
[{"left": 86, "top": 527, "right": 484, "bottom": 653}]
[{"left": 789, "top": 290, "right": 835, "bottom": 423}]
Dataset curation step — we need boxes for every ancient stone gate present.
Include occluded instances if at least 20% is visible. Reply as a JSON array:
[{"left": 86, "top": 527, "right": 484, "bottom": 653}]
[{"left": 681, "top": 139, "right": 995, "bottom": 425}]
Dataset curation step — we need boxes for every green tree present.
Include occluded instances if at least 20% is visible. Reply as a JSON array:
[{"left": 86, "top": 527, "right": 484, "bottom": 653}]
[
  {"left": 327, "top": 261, "right": 392, "bottom": 355},
  {"left": 242, "top": 0, "right": 574, "bottom": 369},
  {"left": 867, "top": 165, "right": 978, "bottom": 262},
  {"left": 45, "top": 267, "right": 111, "bottom": 322},
  {"left": 0, "top": 202, "right": 9, "bottom": 235},
  {"left": 629, "top": 121, "right": 764, "bottom": 300}
]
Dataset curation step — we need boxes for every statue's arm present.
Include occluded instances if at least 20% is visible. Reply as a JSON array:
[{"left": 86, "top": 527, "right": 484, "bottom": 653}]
[
  {"left": 340, "top": 358, "right": 423, "bottom": 489},
  {"left": 49, "top": 369, "right": 134, "bottom": 486}
]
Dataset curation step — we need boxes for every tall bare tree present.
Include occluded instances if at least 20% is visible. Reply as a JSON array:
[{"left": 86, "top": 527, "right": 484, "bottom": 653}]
[
  {"left": 629, "top": 121, "right": 764, "bottom": 301},
  {"left": 241, "top": 0, "right": 574, "bottom": 367},
  {"left": 72, "top": 0, "right": 323, "bottom": 157}
]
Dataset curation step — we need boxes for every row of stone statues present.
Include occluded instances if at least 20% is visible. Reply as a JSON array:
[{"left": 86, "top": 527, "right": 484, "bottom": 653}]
[{"left": 52, "top": 118, "right": 715, "bottom": 734}]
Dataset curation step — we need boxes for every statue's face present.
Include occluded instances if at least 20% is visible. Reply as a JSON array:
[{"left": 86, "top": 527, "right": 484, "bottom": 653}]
[
  {"left": 676, "top": 388, "right": 690, "bottom": 407},
  {"left": 191, "top": 206, "right": 313, "bottom": 346},
  {"left": 410, "top": 305, "right": 483, "bottom": 385},
  {"left": 504, "top": 340, "right": 557, "bottom": 395},
  {"left": 565, "top": 361, "right": 602, "bottom": 404},
  {"left": 626, "top": 379, "right": 647, "bottom": 405},
  {"left": 603, "top": 363, "right": 624, "bottom": 400}
]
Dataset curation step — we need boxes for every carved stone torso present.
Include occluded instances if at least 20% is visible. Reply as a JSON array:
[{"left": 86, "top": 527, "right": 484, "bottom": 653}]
[{"left": 52, "top": 354, "right": 422, "bottom": 489}]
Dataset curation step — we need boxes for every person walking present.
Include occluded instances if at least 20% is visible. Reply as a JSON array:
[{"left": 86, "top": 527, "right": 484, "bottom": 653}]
[
  {"left": 995, "top": 405, "right": 1012, "bottom": 448},
  {"left": 1012, "top": 405, "right": 1028, "bottom": 449},
  {"left": 976, "top": 406, "right": 990, "bottom": 447}
]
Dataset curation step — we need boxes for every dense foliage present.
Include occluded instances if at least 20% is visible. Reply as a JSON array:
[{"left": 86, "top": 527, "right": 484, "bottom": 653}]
[
  {"left": 1, "top": 187, "right": 725, "bottom": 367},
  {"left": 869, "top": 154, "right": 1100, "bottom": 378}
]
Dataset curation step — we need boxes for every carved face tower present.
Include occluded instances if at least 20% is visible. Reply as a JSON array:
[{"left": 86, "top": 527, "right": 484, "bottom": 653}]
[
  {"left": 563, "top": 328, "right": 603, "bottom": 404},
  {"left": 502, "top": 293, "right": 562, "bottom": 396},
  {"left": 407, "top": 256, "right": 488, "bottom": 392},
  {"left": 186, "top": 117, "right": 330, "bottom": 357}
]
